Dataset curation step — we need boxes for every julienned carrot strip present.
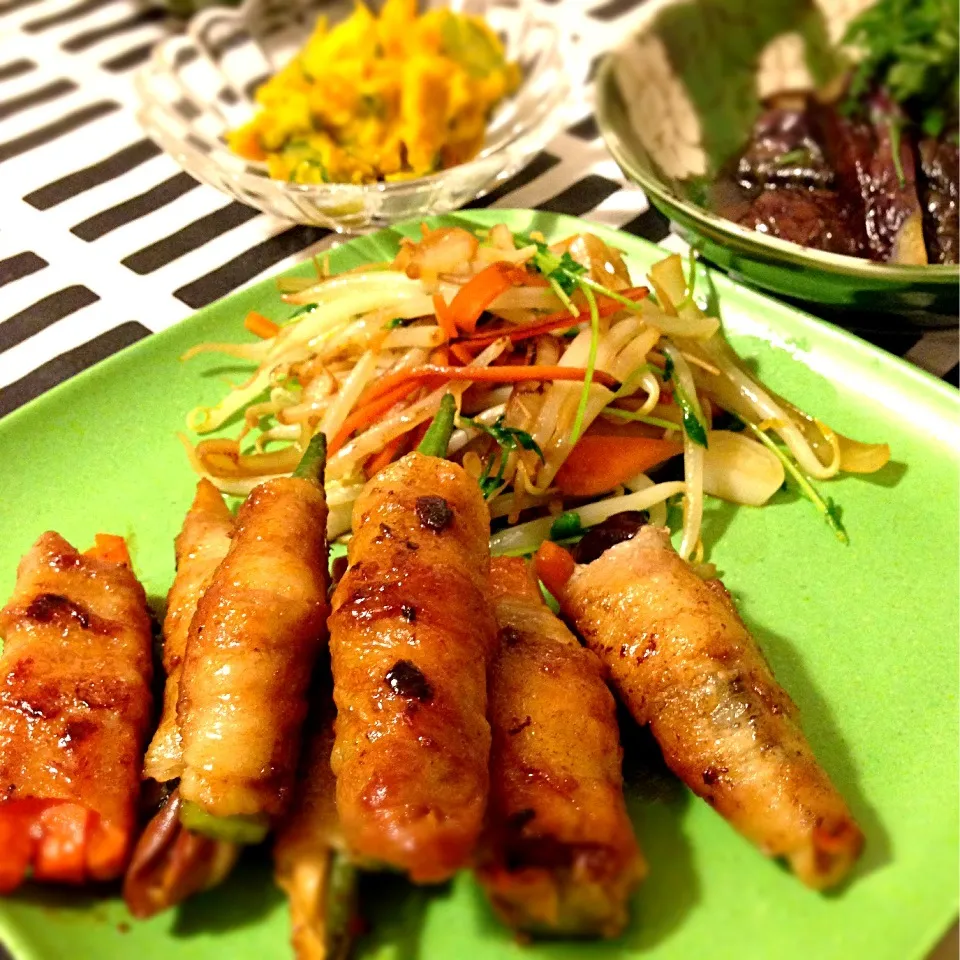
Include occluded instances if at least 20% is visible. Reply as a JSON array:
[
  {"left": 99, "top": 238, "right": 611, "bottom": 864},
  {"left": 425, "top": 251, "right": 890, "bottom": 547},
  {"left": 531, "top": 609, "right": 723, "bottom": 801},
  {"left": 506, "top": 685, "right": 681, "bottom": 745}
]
[
  {"left": 433, "top": 294, "right": 458, "bottom": 341},
  {"left": 463, "top": 287, "right": 650, "bottom": 347},
  {"left": 447, "top": 262, "right": 525, "bottom": 334},
  {"left": 244, "top": 311, "right": 280, "bottom": 339},
  {"left": 329, "top": 382, "right": 419, "bottom": 455},
  {"left": 359, "top": 364, "right": 619, "bottom": 409},
  {"left": 464, "top": 314, "right": 581, "bottom": 347},
  {"left": 449, "top": 342, "right": 476, "bottom": 365},
  {"left": 429, "top": 346, "right": 450, "bottom": 367},
  {"left": 366, "top": 432, "right": 409, "bottom": 477},
  {"left": 534, "top": 541, "right": 576, "bottom": 601},
  {"left": 84, "top": 534, "right": 131, "bottom": 568}
]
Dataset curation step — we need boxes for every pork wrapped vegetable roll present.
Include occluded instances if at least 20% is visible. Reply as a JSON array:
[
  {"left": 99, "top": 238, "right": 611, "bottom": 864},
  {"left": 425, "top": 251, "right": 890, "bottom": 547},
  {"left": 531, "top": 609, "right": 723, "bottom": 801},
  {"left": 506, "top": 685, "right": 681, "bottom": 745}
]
[
  {"left": 329, "top": 446, "right": 497, "bottom": 882},
  {"left": 176, "top": 435, "right": 330, "bottom": 838},
  {"left": 478, "top": 557, "right": 643, "bottom": 937},
  {"left": 275, "top": 675, "right": 357, "bottom": 960},
  {"left": 549, "top": 525, "right": 863, "bottom": 890},
  {"left": 124, "top": 479, "right": 238, "bottom": 918},
  {"left": 144, "top": 478, "right": 235, "bottom": 784},
  {"left": 0, "top": 532, "right": 153, "bottom": 890}
]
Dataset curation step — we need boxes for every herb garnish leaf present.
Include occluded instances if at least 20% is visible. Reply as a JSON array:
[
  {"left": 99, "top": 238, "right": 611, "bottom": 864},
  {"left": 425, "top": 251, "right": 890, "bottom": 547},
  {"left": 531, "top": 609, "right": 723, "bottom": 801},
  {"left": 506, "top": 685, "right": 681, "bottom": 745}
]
[
  {"left": 462, "top": 414, "right": 544, "bottom": 499},
  {"left": 843, "top": 0, "right": 959, "bottom": 137}
]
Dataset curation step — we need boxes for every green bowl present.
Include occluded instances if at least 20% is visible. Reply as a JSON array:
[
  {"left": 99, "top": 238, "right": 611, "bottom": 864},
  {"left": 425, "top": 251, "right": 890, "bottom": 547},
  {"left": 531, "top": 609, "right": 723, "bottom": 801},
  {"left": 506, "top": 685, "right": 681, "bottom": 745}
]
[{"left": 594, "top": 0, "right": 959, "bottom": 324}]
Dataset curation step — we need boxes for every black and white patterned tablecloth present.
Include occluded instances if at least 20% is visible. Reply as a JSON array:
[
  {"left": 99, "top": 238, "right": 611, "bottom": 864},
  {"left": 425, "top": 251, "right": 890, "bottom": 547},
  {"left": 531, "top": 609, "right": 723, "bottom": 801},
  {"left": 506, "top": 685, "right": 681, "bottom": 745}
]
[{"left": 0, "top": 0, "right": 957, "bottom": 421}]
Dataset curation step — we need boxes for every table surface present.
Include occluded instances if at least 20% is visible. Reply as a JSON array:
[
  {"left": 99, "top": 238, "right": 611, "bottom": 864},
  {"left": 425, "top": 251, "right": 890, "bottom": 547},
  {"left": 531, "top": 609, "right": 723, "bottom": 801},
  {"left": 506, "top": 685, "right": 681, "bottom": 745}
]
[{"left": 0, "top": 2, "right": 957, "bottom": 958}]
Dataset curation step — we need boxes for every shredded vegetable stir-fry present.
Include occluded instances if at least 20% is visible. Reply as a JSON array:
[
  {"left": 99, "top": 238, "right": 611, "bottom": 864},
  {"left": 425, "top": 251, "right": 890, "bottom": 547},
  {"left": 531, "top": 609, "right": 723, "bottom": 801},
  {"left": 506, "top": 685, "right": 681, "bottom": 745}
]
[{"left": 182, "top": 223, "right": 891, "bottom": 557}]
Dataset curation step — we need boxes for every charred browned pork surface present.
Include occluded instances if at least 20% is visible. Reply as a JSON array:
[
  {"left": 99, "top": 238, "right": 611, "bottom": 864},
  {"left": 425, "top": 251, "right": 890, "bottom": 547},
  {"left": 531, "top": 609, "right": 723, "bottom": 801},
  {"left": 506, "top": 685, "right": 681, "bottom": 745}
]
[
  {"left": 555, "top": 526, "right": 863, "bottom": 890},
  {"left": 477, "top": 556, "right": 643, "bottom": 937},
  {"left": 0, "top": 533, "right": 153, "bottom": 890},
  {"left": 144, "top": 479, "right": 235, "bottom": 785},
  {"left": 177, "top": 475, "right": 329, "bottom": 819},
  {"left": 329, "top": 452, "right": 497, "bottom": 883},
  {"left": 125, "top": 480, "right": 239, "bottom": 919}
]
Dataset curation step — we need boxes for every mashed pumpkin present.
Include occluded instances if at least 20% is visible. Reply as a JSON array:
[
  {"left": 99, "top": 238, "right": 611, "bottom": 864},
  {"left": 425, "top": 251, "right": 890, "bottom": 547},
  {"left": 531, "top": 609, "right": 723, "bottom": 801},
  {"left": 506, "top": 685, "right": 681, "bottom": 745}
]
[{"left": 227, "top": 0, "right": 521, "bottom": 185}]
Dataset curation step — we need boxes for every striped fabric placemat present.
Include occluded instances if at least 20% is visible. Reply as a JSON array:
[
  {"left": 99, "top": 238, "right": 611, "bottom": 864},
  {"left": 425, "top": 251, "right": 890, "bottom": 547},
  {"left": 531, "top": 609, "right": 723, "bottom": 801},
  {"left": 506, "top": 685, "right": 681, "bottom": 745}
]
[{"left": 0, "top": 0, "right": 957, "bottom": 422}]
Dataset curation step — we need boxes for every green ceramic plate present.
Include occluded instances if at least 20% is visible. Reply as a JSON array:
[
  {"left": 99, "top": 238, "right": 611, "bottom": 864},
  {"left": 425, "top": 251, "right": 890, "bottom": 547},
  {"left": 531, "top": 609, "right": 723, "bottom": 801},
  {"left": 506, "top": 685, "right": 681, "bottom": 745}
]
[
  {"left": 594, "top": 0, "right": 960, "bottom": 321},
  {"left": 0, "top": 210, "right": 957, "bottom": 960}
]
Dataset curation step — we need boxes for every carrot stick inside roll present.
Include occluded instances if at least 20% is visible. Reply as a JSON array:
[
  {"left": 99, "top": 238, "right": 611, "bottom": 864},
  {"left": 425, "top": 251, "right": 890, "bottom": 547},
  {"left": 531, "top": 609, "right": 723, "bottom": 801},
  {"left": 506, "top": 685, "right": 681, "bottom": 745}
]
[{"left": 0, "top": 532, "right": 154, "bottom": 889}]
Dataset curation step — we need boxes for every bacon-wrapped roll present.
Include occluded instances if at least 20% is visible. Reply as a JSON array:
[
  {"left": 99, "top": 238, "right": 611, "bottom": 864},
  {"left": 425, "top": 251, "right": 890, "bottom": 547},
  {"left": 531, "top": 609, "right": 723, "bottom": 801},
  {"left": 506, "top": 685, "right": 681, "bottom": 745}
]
[
  {"left": 0, "top": 532, "right": 153, "bottom": 891},
  {"left": 478, "top": 557, "right": 643, "bottom": 937},
  {"left": 144, "top": 479, "right": 235, "bottom": 784},
  {"left": 329, "top": 451, "right": 497, "bottom": 882},
  {"left": 176, "top": 436, "right": 329, "bottom": 835},
  {"left": 551, "top": 525, "right": 863, "bottom": 889},
  {"left": 275, "top": 675, "right": 356, "bottom": 960},
  {"left": 124, "top": 480, "right": 238, "bottom": 918}
]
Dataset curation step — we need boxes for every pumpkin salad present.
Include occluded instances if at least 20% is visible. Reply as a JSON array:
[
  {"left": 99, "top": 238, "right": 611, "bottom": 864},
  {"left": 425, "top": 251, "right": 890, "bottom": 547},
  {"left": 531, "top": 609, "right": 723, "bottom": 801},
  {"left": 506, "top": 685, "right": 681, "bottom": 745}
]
[{"left": 228, "top": 0, "right": 521, "bottom": 185}]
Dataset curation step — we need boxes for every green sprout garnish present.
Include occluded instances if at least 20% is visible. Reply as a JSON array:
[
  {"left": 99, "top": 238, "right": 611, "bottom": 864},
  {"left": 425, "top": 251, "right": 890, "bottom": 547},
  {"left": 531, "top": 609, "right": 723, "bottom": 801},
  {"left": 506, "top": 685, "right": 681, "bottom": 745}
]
[{"left": 743, "top": 421, "right": 849, "bottom": 544}]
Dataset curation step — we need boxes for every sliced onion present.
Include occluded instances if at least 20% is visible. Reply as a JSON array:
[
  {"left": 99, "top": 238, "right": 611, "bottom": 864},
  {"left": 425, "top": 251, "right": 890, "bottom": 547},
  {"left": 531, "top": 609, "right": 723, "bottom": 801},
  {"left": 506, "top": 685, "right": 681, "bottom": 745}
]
[
  {"left": 702, "top": 430, "right": 785, "bottom": 506},
  {"left": 326, "top": 500, "right": 355, "bottom": 539},
  {"left": 489, "top": 286, "right": 564, "bottom": 312},
  {"left": 553, "top": 234, "right": 632, "bottom": 290},
  {"left": 488, "top": 223, "right": 517, "bottom": 251},
  {"left": 613, "top": 325, "right": 661, "bottom": 382},
  {"left": 648, "top": 254, "right": 686, "bottom": 309},
  {"left": 476, "top": 243, "right": 537, "bottom": 267},
  {"left": 645, "top": 254, "right": 720, "bottom": 339},
  {"left": 837, "top": 435, "right": 891, "bottom": 474},
  {"left": 382, "top": 326, "right": 446, "bottom": 349},
  {"left": 692, "top": 335, "right": 841, "bottom": 480},
  {"left": 639, "top": 298, "right": 719, "bottom": 339},
  {"left": 393, "top": 227, "right": 480, "bottom": 280}
]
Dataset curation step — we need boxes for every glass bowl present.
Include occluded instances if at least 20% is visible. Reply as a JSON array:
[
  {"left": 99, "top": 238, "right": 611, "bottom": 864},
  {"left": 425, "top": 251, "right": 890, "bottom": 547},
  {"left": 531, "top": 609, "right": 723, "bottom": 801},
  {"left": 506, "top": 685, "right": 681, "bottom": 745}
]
[{"left": 134, "top": 0, "right": 573, "bottom": 231}]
